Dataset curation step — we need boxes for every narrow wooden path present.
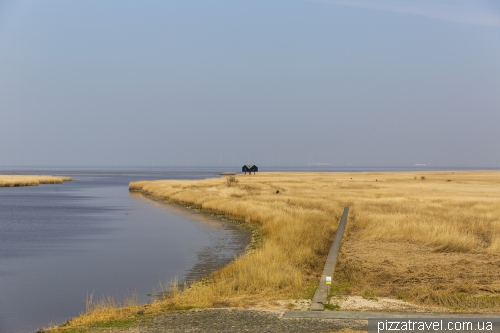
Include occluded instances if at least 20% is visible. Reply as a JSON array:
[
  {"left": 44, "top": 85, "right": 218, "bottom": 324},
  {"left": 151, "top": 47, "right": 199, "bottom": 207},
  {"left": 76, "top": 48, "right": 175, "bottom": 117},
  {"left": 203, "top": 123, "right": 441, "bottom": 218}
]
[{"left": 310, "top": 206, "right": 350, "bottom": 311}]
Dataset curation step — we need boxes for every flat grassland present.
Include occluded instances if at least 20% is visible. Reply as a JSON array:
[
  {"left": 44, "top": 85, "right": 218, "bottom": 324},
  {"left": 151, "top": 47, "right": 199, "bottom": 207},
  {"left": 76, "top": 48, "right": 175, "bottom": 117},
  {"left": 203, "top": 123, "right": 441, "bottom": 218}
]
[
  {"left": 52, "top": 171, "right": 500, "bottom": 330},
  {"left": 0, "top": 175, "right": 72, "bottom": 187}
]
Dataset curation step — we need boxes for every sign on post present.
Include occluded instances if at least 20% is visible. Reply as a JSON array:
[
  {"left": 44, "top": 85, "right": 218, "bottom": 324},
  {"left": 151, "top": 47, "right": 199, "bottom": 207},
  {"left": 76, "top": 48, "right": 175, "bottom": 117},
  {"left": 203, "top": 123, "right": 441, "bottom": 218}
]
[{"left": 326, "top": 276, "right": 332, "bottom": 285}]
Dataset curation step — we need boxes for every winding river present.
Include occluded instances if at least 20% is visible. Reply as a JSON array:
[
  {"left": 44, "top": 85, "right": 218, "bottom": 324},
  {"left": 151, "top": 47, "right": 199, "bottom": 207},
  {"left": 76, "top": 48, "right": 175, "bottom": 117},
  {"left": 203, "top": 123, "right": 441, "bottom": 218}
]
[{"left": 0, "top": 167, "right": 251, "bottom": 333}]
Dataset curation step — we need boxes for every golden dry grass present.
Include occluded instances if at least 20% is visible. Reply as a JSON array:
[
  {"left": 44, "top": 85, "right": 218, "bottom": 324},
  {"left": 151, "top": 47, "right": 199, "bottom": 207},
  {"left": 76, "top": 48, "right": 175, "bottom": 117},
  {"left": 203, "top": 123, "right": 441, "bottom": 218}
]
[
  {"left": 53, "top": 292, "right": 142, "bottom": 328},
  {"left": 131, "top": 171, "right": 500, "bottom": 310},
  {"left": 51, "top": 170, "right": 500, "bottom": 330},
  {"left": 0, "top": 175, "right": 72, "bottom": 187}
]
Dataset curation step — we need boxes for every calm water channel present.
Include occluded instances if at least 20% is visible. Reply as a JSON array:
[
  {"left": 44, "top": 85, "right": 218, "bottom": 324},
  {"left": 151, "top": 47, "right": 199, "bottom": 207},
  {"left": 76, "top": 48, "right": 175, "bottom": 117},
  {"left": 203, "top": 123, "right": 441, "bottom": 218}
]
[{"left": 0, "top": 168, "right": 251, "bottom": 333}]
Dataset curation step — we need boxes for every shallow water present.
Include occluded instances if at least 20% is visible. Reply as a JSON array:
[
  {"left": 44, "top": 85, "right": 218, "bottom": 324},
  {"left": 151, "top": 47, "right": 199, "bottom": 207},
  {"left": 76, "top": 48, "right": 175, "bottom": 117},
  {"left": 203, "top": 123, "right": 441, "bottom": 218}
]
[{"left": 0, "top": 168, "right": 251, "bottom": 333}]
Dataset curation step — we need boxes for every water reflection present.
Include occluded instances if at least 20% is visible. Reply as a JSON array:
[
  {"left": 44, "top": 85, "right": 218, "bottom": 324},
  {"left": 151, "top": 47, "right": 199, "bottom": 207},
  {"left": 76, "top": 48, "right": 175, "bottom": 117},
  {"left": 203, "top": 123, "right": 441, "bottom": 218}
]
[{"left": 131, "top": 193, "right": 251, "bottom": 285}]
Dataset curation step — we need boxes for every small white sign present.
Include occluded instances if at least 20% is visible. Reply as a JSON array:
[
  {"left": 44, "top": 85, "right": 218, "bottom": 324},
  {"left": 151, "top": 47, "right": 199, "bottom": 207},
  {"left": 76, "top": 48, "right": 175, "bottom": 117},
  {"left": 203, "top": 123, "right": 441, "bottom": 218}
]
[{"left": 326, "top": 276, "right": 332, "bottom": 285}]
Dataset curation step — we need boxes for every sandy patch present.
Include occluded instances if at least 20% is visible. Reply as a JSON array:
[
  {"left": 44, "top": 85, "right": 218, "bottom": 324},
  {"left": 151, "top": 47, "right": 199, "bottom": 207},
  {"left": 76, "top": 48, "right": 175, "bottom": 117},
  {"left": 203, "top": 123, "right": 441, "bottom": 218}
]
[
  {"left": 329, "top": 296, "right": 448, "bottom": 312},
  {"left": 233, "top": 296, "right": 444, "bottom": 313}
]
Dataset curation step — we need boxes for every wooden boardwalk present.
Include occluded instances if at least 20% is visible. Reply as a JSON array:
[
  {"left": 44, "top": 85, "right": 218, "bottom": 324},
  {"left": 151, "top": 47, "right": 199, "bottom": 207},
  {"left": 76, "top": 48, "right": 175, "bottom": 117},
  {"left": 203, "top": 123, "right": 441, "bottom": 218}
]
[{"left": 310, "top": 206, "right": 350, "bottom": 311}]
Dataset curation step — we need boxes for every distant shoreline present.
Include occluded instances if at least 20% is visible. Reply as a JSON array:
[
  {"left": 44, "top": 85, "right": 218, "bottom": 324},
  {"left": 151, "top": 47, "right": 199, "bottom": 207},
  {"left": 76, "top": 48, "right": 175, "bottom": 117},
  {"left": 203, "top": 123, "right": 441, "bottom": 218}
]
[{"left": 0, "top": 174, "right": 72, "bottom": 187}]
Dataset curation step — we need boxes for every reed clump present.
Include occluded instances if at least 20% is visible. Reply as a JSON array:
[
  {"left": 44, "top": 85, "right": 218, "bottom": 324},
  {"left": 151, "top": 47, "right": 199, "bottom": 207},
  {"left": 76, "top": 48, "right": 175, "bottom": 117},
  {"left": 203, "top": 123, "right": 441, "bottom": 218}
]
[
  {"left": 0, "top": 175, "right": 72, "bottom": 187},
  {"left": 50, "top": 171, "right": 500, "bottom": 330},
  {"left": 49, "top": 292, "right": 143, "bottom": 331}
]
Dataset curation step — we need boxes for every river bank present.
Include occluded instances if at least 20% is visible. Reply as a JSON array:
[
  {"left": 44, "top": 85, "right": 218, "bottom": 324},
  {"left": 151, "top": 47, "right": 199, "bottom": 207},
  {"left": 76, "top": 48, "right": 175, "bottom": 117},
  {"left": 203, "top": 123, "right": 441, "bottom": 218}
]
[{"left": 47, "top": 170, "right": 500, "bottom": 331}]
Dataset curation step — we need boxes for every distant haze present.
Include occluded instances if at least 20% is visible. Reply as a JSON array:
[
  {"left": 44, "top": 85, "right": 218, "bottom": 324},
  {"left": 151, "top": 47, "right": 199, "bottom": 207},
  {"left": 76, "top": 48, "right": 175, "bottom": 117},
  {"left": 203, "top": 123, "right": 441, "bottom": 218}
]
[{"left": 1, "top": 0, "right": 499, "bottom": 167}]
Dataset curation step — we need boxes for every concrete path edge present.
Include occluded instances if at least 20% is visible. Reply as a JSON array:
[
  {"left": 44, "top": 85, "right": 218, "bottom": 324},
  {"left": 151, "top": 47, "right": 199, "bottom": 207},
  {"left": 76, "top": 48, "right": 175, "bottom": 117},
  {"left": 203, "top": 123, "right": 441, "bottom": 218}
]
[
  {"left": 310, "top": 207, "right": 350, "bottom": 311},
  {"left": 285, "top": 311, "right": 500, "bottom": 319}
]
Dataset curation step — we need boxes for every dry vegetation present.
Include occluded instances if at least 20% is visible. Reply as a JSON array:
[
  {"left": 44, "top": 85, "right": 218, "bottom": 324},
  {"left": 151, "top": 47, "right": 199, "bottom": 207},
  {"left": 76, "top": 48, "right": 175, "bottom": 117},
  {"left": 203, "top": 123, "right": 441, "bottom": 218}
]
[
  {"left": 50, "top": 170, "right": 500, "bottom": 330},
  {"left": 0, "top": 174, "right": 72, "bottom": 187}
]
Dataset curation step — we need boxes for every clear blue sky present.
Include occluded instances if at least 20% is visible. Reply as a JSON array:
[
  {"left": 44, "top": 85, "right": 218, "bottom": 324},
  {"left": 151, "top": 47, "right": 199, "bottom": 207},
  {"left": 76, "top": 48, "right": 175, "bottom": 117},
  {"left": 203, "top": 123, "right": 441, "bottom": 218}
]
[{"left": 1, "top": 0, "right": 499, "bottom": 167}]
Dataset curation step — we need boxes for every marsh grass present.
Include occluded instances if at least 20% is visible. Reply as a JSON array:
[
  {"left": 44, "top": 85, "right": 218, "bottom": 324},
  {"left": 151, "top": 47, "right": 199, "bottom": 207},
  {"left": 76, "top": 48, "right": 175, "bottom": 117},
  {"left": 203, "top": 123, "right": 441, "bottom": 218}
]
[
  {"left": 132, "top": 171, "right": 500, "bottom": 310},
  {"left": 225, "top": 176, "right": 239, "bottom": 187},
  {"left": 0, "top": 175, "right": 72, "bottom": 187},
  {"left": 51, "top": 292, "right": 141, "bottom": 331},
  {"left": 51, "top": 171, "right": 500, "bottom": 330}
]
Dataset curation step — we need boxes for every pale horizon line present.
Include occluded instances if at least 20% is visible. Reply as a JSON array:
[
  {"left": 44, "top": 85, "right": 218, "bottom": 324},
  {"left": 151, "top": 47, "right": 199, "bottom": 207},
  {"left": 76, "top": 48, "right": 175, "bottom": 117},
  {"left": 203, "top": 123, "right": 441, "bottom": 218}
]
[{"left": 311, "top": 0, "right": 500, "bottom": 27}]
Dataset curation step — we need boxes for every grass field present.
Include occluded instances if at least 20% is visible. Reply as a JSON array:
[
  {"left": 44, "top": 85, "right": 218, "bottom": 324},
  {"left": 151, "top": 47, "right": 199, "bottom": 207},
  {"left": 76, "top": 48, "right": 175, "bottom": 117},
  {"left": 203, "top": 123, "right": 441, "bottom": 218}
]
[
  {"left": 50, "top": 170, "right": 500, "bottom": 330},
  {"left": 0, "top": 175, "right": 72, "bottom": 187}
]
